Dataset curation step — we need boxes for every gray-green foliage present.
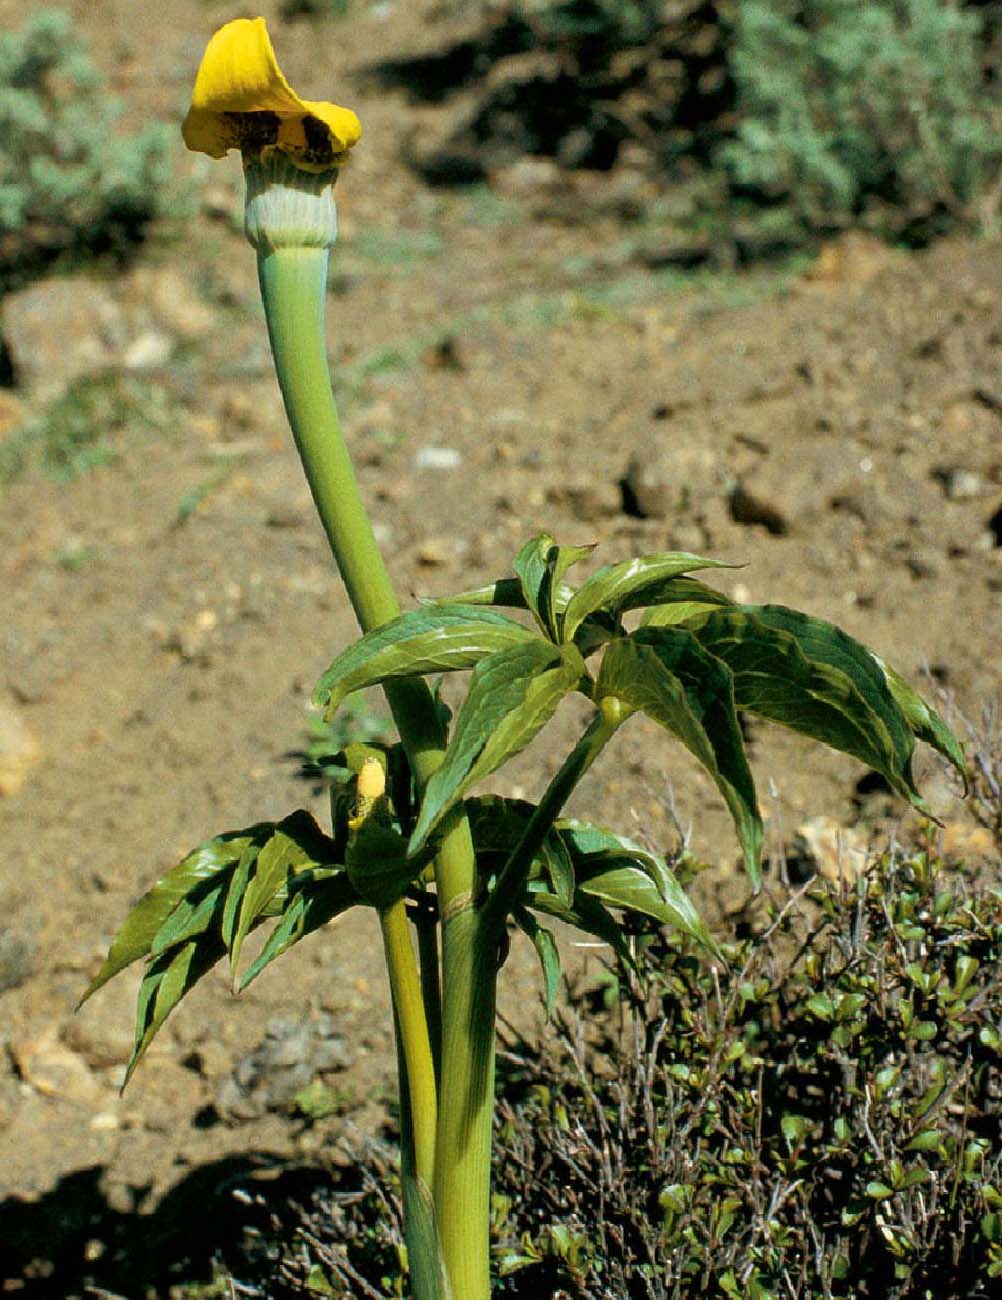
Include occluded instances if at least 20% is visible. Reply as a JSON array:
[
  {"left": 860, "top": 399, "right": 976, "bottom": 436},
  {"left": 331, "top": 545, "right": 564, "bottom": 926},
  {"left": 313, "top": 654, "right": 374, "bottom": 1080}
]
[
  {"left": 720, "top": 0, "right": 1002, "bottom": 237},
  {"left": 522, "top": 0, "right": 664, "bottom": 45},
  {"left": 0, "top": 9, "right": 172, "bottom": 286}
]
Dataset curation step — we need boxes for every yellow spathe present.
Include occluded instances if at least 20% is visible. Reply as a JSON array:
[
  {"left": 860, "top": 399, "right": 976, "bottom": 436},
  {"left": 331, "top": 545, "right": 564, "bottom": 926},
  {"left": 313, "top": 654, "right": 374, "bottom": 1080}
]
[{"left": 182, "top": 17, "right": 361, "bottom": 171}]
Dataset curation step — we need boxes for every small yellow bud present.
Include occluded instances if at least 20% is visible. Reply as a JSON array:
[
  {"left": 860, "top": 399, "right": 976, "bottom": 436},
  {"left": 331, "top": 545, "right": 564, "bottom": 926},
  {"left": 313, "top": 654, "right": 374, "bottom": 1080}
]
[{"left": 357, "top": 757, "right": 386, "bottom": 802}]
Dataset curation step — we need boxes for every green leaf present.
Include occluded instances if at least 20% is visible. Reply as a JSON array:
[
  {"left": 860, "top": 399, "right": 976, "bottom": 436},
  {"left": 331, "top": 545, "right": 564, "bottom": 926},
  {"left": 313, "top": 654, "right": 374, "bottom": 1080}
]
[
  {"left": 513, "top": 533, "right": 591, "bottom": 640},
  {"left": 463, "top": 794, "right": 536, "bottom": 855},
  {"left": 432, "top": 576, "right": 529, "bottom": 608},
  {"left": 640, "top": 576, "right": 736, "bottom": 627},
  {"left": 524, "top": 882, "right": 635, "bottom": 970},
  {"left": 240, "top": 868, "right": 360, "bottom": 990},
  {"left": 80, "top": 825, "right": 272, "bottom": 1004},
  {"left": 229, "top": 812, "right": 335, "bottom": 978},
  {"left": 463, "top": 795, "right": 576, "bottom": 899},
  {"left": 873, "top": 654, "right": 967, "bottom": 780},
  {"left": 598, "top": 627, "right": 762, "bottom": 888},
  {"left": 539, "top": 831, "right": 576, "bottom": 909},
  {"left": 682, "top": 608, "right": 922, "bottom": 806},
  {"left": 555, "top": 819, "right": 719, "bottom": 952},
  {"left": 577, "top": 862, "right": 719, "bottom": 954},
  {"left": 149, "top": 878, "right": 227, "bottom": 958},
  {"left": 514, "top": 907, "right": 562, "bottom": 1016},
  {"left": 124, "top": 935, "right": 226, "bottom": 1086},
  {"left": 433, "top": 575, "right": 574, "bottom": 613},
  {"left": 512, "top": 534, "right": 554, "bottom": 637},
  {"left": 745, "top": 605, "right": 918, "bottom": 791},
  {"left": 347, "top": 820, "right": 434, "bottom": 909},
  {"left": 312, "top": 605, "right": 540, "bottom": 714},
  {"left": 220, "top": 842, "right": 261, "bottom": 961},
  {"left": 562, "top": 551, "right": 732, "bottom": 643},
  {"left": 399, "top": 1164, "right": 451, "bottom": 1300},
  {"left": 410, "top": 642, "right": 584, "bottom": 852}
]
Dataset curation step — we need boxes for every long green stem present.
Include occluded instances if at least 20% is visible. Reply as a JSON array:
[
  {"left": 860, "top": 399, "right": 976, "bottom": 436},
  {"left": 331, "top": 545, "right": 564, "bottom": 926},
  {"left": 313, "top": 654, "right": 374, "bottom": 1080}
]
[{"left": 258, "top": 244, "right": 487, "bottom": 1299}]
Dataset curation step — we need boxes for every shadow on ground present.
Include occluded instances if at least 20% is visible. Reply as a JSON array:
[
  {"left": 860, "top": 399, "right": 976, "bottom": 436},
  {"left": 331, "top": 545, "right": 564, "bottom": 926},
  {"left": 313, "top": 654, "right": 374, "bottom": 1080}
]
[{"left": 0, "top": 1154, "right": 344, "bottom": 1298}]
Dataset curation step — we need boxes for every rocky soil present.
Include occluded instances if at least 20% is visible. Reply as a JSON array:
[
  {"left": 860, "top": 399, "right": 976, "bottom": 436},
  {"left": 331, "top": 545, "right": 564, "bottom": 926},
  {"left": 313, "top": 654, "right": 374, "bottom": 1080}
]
[{"left": 0, "top": 1, "right": 1000, "bottom": 1294}]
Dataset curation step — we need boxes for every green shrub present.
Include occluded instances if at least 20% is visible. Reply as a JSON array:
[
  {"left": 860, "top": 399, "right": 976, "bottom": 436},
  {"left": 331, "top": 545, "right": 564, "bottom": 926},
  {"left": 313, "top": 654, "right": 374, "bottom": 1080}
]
[
  {"left": 0, "top": 9, "right": 173, "bottom": 290},
  {"left": 719, "top": 0, "right": 1002, "bottom": 242},
  {"left": 523, "top": 0, "right": 665, "bottom": 50},
  {"left": 487, "top": 849, "right": 1002, "bottom": 1298}
]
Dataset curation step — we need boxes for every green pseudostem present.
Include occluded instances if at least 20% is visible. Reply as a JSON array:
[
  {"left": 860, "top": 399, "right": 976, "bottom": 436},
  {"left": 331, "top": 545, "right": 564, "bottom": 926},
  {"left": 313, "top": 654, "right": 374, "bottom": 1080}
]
[{"left": 247, "top": 155, "right": 490, "bottom": 1300}]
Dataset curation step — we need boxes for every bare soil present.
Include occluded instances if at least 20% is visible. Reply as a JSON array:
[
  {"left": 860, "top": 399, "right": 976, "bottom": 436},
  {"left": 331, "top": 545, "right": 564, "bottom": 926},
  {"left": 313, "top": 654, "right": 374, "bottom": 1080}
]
[{"left": 0, "top": 1, "right": 1000, "bottom": 1294}]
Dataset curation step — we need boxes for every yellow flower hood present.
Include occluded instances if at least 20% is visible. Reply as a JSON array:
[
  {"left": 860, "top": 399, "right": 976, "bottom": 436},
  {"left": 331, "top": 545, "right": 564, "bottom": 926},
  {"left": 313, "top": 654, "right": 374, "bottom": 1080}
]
[{"left": 182, "top": 17, "right": 361, "bottom": 171}]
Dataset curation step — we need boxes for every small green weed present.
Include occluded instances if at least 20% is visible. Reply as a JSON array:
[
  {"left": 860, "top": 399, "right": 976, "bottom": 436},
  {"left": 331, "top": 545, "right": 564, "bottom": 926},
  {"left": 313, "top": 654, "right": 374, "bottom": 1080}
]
[
  {"left": 55, "top": 544, "right": 96, "bottom": 571},
  {"left": 0, "top": 374, "right": 173, "bottom": 485},
  {"left": 173, "top": 468, "right": 234, "bottom": 527},
  {"left": 292, "top": 1079, "right": 354, "bottom": 1122}
]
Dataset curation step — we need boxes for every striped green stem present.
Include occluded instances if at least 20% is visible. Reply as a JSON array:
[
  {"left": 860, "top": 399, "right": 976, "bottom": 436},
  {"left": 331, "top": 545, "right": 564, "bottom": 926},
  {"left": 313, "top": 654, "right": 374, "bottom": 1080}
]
[{"left": 380, "top": 900, "right": 437, "bottom": 1187}]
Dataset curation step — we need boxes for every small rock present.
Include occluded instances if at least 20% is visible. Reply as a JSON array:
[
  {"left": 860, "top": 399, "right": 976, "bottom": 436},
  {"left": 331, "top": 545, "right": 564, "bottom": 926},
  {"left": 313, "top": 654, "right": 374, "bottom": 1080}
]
[
  {"left": 122, "top": 329, "right": 173, "bottom": 371},
  {"left": 730, "top": 438, "right": 868, "bottom": 536},
  {"left": 728, "top": 483, "right": 787, "bottom": 535},
  {"left": 789, "top": 817, "right": 869, "bottom": 883},
  {"left": 414, "top": 445, "right": 462, "bottom": 471},
  {"left": 808, "top": 233, "right": 895, "bottom": 286},
  {"left": 942, "top": 823, "right": 997, "bottom": 859},
  {"left": 941, "top": 401, "right": 977, "bottom": 437},
  {"left": 215, "top": 1015, "right": 353, "bottom": 1125},
  {"left": 546, "top": 478, "right": 621, "bottom": 522},
  {"left": 143, "top": 265, "right": 216, "bottom": 340},
  {"left": 0, "top": 390, "right": 26, "bottom": 437},
  {"left": 0, "top": 928, "right": 35, "bottom": 992},
  {"left": 622, "top": 440, "right": 720, "bottom": 520},
  {"left": 0, "top": 1075, "right": 20, "bottom": 1130},
  {"left": 165, "top": 609, "right": 219, "bottom": 662},
  {"left": 11, "top": 1031, "right": 104, "bottom": 1105},
  {"left": 183, "top": 1040, "right": 231, "bottom": 1081},
  {"left": 265, "top": 503, "right": 305, "bottom": 529},
  {"left": 941, "top": 467, "right": 985, "bottom": 501},
  {"left": 492, "top": 156, "right": 564, "bottom": 199},
  {"left": 103, "top": 1179, "right": 135, "bottom": 1215},
  {"left": 415, "top": 537, "right": 453, "bottom": 568},
  {"left": 1, "top": 277, "right": 121, "bottom": 397},
  {"left": 906, "top": 546, "right": 942, "bottom": 580},
  {"left": 201, "top": 183, "right": 241, "bottom": 223},
  {"left": 0, "top": 700, "right": 44, "bottom": 797},
  {"left": 422, "top": 336, "right": 465, "bottom": 371}
]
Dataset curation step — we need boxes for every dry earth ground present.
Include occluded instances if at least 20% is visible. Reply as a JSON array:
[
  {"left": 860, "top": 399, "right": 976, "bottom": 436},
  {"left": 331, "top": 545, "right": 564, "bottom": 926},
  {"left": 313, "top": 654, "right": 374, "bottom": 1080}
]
[{"left": 0, "top": 0, "right": 1000, "bottom": 1292}]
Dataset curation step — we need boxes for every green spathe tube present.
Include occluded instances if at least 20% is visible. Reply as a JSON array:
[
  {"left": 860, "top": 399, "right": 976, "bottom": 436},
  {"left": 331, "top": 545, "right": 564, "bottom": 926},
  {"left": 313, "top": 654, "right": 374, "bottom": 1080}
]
[{"left": 244, "top": 154, "right": 489, "bottom": 1300}]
